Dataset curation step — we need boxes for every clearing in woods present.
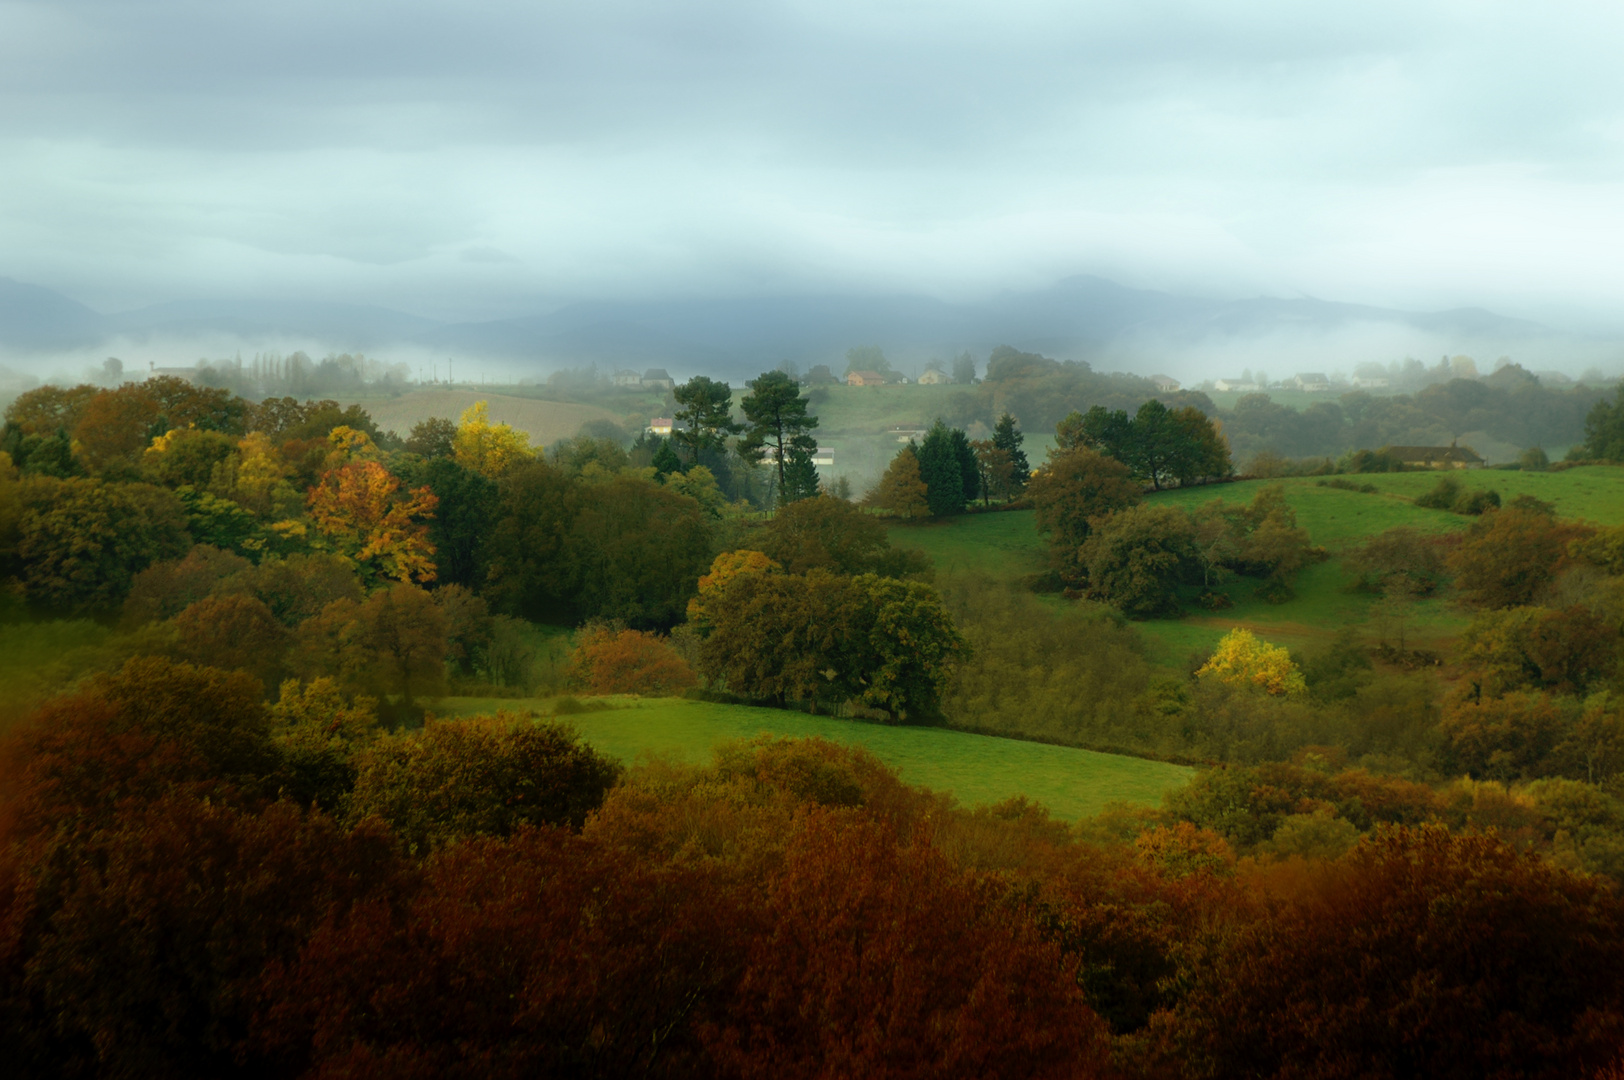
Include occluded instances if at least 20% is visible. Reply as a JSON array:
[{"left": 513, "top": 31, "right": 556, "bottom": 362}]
[{"left": 437, "top": 696, "right": 1192, "bottom": 820}]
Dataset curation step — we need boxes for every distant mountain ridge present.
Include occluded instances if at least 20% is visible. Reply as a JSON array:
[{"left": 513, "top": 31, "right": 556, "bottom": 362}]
[{"left": 0, "top": 273, "right": 1562, "bottom": 376}]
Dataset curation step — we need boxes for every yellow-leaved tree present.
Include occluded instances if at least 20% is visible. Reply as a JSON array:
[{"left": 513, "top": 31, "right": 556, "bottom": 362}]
[
  {"left": 1196, "top": 627, "right": 1306, "bottom": 696},
  {"left": 686, "top": 549, "right": 782, "bottom": 626},
  {"left": 453, "top": 401, "right": 532, "bottom": 477}
]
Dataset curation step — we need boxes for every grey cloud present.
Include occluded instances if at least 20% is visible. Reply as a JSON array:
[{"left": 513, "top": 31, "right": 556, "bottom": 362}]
[{"left": 0, "top": 0, "right": 1622, "bottom": 327}]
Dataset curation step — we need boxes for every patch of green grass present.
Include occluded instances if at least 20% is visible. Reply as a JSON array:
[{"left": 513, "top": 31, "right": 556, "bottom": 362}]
[
  {"left": 886, "top": 511, "right": 1050, "bottom": 580},
  {"left": 1336, "top": 466, "right": 1624, "bottom": 525},
  {"left": 436, "top": 696, "right": 1191, "bottom": 819}
]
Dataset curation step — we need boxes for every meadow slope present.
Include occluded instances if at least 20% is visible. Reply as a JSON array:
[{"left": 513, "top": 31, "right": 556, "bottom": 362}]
[{"left": 438, "top": 696, "right": 1192, "bottom": 819}]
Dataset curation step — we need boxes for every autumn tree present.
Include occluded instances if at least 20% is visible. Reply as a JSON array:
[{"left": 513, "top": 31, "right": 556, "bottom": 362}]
[
  {"left": 170, "top": 593, "right": 290, "bottom": 689},
  {"left": 1027, "top": 445, "right": 1141, "bottom": 575},
  {"left": 1448, "top": 505, "right": 1592, "bottom": 608},
  {"left": 307, "top": 460, "right": 439, "bottom": 584},
  {"left": 739, "top": 370, "right": 820, "bottom": 505},
  {"left": 1196, "top": 627, "right": 1308, "bottom": 696},
  {"left": 345, "top": 714, "right": 621, "bottom": 850},
  {"left": 566, "top": 626, "right": 698, "bottom": 695},
  {"left": 865, "top": 446, "right": 929, "bottom": 519},
  {"left": 296, "top": 584, "right": 450, "bottom": 711},
  {"left": 1175, "top": 827, "right": 1624, "bottom": 1079},
  {"left": 452, "top": 400, "right": 532, "bottom": 477}
]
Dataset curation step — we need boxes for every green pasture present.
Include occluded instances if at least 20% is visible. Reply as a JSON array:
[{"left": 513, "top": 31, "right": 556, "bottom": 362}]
[
  {"left": 436, "top": 696, "right": 1191, "bottom": 819},
  {"left": 886, "top": 469, "right": 1624, "bottom": 666}
]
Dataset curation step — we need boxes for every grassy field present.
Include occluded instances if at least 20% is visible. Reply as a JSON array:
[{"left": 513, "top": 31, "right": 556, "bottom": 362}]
[
  {"left": 436, "top": 696, "right": 1192, "bottom": 819},
  {"left": 888, "top": 467, "right": 1624, "bottom": 665}
]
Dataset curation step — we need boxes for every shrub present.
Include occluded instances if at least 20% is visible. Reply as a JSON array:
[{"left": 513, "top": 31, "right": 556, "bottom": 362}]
[{"left": 566, "top": 626, "right": 698, "bottom": 696}]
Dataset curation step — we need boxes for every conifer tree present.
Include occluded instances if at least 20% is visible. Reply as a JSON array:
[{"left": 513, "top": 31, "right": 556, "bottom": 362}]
[
  {"left": 916, "top": 421, "right": 965, "bottom": 517},
  {"left": 992, "top": 412, "right": 1030, "bottom": 485}
]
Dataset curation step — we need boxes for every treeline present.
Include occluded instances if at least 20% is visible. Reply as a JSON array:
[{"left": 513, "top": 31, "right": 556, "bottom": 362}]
[
  {"left": 915, "top": 346, "right": 1604, "bottom": 462},
  {"left": 2, "top": 667, "right": 1621, "bottom": 1078}
]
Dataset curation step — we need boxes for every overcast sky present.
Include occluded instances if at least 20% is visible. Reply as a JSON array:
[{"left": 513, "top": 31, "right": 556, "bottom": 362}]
[{"left": 4, "top": 0, "right": 1623, "bottom": 325}]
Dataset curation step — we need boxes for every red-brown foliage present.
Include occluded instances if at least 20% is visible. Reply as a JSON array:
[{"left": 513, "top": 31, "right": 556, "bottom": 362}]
[
  {"left": 703, "top": 810, "right": 1111, "bottom": 1080},
  {"left": 566, "top": 626, "right": 697, "bottom": 696},
  {"left": 1169, "top": 825, "right": 1624, "bottom": 1079},
  {"left": 257, "top": 826, "right": 747, "bottom": 1080}
]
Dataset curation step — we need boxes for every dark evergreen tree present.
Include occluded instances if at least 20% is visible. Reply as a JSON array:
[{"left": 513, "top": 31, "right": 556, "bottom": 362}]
[
  {"left": 651, "top": 438, "right": 682, "bottom": 480},
  {"left": 739, "top": 370, "right": 820, "bottom": 505},
  {"left": 671, "top": 376, "right": 741, "bottom": 466},
  {"left": 991, "top": 412, "right": 1029, "bottom": 485},
  {"left": 916, "top": 420, "right": 966, "bottom": 517},
  {"left": 949, "top": 428, "right": 980, "bottom": 506},
  {"left": 780, "top": 448, "right": 822, "bottom": 504}
]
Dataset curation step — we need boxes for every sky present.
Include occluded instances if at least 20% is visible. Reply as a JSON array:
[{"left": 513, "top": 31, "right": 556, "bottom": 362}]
[{"left": 4, "top": 0, "right": 1624, "bottom": 327}]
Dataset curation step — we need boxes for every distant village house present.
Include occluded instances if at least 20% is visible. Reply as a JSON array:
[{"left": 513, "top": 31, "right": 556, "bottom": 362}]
[
  {"left": 916, "top": 368, "right": 951, "bottom": 385},
  {"left": 611, "top": 369, "right": 643, "bottom": 388},
  {"left": 1213, "top": 377, "right": 1260, "bottom": 393},
  {"left": 1292, "top": 373, "right": 1331, "bottom": 392},
  {"left": 1150, "top": 374, "right": 1181, "bottom": 392},
  {"left": 642, "top": 368, "right": 675, "bottom": 390},
  {"left": 847, "top": 370, "right": 888, "bottom": 387},
  {"left": 1382, "top": 442, "right": 1485, "bottom": 469},
  {"left": 648, "top": 418, "right": 675, "bottom": 436}
]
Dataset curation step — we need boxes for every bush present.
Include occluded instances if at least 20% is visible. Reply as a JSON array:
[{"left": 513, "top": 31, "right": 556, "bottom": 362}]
[{"left": 565, "top": 626, "right": 697, "bottom": 696}]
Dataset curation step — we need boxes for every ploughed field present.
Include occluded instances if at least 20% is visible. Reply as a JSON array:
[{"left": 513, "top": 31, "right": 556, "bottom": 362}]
[
  {"left": 438, "top": 696, "right": 1192, "bottom": 819},
  {"left": 889, "top": 465, "right": 1624, "bottom": 664}
]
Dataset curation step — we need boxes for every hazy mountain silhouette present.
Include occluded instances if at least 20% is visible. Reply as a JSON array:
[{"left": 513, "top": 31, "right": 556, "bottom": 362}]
[{"left": 0, "top": 273, "right": 1561, "bottom": 373}]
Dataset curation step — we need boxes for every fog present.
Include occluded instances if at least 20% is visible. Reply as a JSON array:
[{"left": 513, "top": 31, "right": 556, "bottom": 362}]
[{"left": 4, "top": 1, "right": 1624, "bottom": 370}]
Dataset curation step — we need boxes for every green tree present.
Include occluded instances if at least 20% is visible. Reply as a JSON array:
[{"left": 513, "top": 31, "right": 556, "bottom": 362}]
[
  {"left": 991, "top": 412, "right": 1029, "bottom": 485},
  {"left": 949, "top": 427, "right": 980, "bottom": 507},
  {"left": 403, "top": 416, "right": 457, "bottom": 459},
  {"left": 1578, "top": 384, "right": 1624, "bottom": 461},
  {"left": 565, "top": 474, "right": 713, "bottom": 628},
  {"left": 739, "top": 370, "right": 820, "bottom": 506},
  {"left": 848, "top": 573, "right": 967, "bottom": 722},
  {"left": 484, "top": 460, "right": 581, "bottom": 622},
  {"left": 671, "top": 376, "right": 741, "bottom": 466},
  {"left": 11, "top": 477, "right": 191, "bottom": 614},
  {"left": 759, "top": 496, "right": 906, "bottom": 576},
  {"left": 916, "top": 421, "right": 965, "bottom": 517},
  {"left": 781, "top": 447, "right": 822, "bottom": 504},
  {"left": 650, "top": 438, "right": 682, "bottom": 479},
  {"left": 1081, "top": 504, "right": 1200, "bottom": 617},
  {"left": 296, "top": 583, "right": 450, "bottom": 711}
]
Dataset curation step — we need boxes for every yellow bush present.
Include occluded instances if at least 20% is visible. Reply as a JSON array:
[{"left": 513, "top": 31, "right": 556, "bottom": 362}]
[{"left": 1197, "top": 627, "right": 1306, "bottom": 696}]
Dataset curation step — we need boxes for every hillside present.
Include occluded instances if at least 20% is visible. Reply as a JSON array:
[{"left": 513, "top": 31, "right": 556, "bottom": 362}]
[{"left": 889, "top": 466, "right": 1624, "bottom": 664}]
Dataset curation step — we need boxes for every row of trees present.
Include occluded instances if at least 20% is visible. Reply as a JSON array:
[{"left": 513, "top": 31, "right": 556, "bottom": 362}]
[{"left": 865, "top": 413, "right": 1032, "bottom": 517}]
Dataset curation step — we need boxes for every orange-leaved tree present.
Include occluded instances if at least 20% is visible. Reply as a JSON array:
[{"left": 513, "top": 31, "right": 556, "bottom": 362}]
[
  {"left": 307, "top": 460, "right": 438, "bottom": 583},
  {"left": 566, "top": 626, "right": 697, "bottom": 696}
]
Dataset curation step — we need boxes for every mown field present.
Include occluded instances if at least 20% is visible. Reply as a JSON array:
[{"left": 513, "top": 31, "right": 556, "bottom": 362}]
[
  {"left": 889, "top": 466, "right": 1624, "bottom": 665},
  {"left": 437, "top": 695, "right": 1192, "bottom": 819}
]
